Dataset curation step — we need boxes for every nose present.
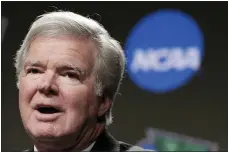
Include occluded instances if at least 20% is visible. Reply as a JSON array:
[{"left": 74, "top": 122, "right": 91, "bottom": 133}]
[{"left": 38, "top": 71, "right": 59, "bottom": 96}]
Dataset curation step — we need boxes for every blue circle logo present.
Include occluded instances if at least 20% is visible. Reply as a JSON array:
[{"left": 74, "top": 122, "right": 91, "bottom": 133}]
[{"left": 125, "top": 9, "right": 204, "bottom": 93}]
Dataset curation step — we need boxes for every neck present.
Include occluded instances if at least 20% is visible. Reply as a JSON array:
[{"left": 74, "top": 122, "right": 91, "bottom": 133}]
[{"left": 34, "top": 123, "right": 105, "bottom": 152}]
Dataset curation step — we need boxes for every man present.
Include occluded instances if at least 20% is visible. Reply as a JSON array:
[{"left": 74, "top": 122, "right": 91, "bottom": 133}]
[{"left": 14, "top": 11, "right": 151, "bottom": 152}]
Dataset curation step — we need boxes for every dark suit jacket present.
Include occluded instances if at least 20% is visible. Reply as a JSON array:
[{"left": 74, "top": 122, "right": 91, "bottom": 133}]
[{"left": 20, "top": 130, "right": 146, "bottom": 152}]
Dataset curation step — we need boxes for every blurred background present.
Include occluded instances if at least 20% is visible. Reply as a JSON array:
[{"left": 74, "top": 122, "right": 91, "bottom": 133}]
[{"left": 2, "top": 1, "right": 228, "bottom": 151}]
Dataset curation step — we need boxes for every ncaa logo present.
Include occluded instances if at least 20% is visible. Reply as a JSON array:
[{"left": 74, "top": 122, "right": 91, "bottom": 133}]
[{"left": 125, "top": 9, "right": 204, "bottom": 93}]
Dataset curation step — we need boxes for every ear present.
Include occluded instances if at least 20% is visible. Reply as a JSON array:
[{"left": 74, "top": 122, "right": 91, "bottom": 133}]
[{"left": 98, "top": 97, "right": 112, "bottom": 117}]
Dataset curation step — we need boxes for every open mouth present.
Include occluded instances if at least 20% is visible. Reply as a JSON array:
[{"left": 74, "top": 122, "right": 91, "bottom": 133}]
[{"left": 37, "top": 106, "right": 60, "bottom": 114}]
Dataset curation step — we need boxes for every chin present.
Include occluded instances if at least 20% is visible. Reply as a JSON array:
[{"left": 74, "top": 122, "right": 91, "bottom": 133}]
[{"left": 27, "top": 122, "right": 63, "bottom": 140}]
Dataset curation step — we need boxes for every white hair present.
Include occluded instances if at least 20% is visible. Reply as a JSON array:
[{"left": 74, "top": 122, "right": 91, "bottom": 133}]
[{"left": 14, "top": 11, "right": 125, "bottom": 125}]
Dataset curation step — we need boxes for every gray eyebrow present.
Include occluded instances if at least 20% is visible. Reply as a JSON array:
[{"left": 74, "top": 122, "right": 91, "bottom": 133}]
[
  {"left": 24, "top": 60, "right": 86, "bottom": 76},
  {"left": 24, "top": 60, "right": 45, "bottom": 68},
  {"left": 57, "top": 64, "right": 85, "bottom": 75}
]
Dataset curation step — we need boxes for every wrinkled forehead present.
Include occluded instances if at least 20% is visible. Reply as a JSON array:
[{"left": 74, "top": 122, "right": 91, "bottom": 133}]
[{"left": 26, "top": 35, "right": 99, "bottom": 74}]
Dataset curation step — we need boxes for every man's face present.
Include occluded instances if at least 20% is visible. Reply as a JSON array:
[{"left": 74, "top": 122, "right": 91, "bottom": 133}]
[{"left": 19, "top": 35, "right": 100, "bottom": 141}]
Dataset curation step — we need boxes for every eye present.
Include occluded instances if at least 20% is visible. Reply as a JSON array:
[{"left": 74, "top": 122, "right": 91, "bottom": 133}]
[
  {"left": 27, "top": 68, "right": 42, "bottom": 74},
  {"left": 63, "top": 72, "right": 79, "bottom": 79}
]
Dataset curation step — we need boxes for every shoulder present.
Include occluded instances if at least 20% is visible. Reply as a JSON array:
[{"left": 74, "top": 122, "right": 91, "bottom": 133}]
[{"left": 119, "top": 141, "right": 154, "bottom": 151}]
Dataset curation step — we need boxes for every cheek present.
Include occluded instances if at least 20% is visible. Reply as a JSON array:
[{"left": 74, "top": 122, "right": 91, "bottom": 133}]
[
  {"left": 60, "top": 84, "right": 98, "bottom": 116},
  {"left": 63, "top": 86, "right": 89, "bottom": 109},
  {"left": 18, "top": 76, "right": 39, "bottom": 117},
  {"left": 19, "top": 76, "right": 38, "bottom": 103}
]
